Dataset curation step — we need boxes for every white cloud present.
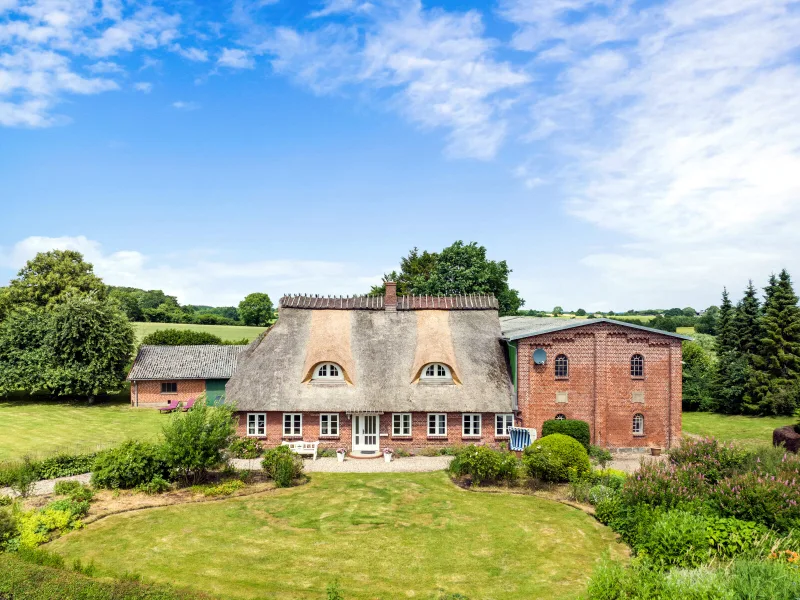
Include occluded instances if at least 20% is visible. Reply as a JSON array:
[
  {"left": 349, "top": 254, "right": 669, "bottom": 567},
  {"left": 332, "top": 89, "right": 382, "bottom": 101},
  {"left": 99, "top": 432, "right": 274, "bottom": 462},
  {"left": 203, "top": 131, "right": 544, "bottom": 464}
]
[
  {"left": 173, "top": 45, "right": 209, "bottom": 62},
  {"left": 309, "top": 0, "right": 373, "bottom": 19},
  {"left": 503, "top": 0, "right": 800, "bottom": 305},
  {"left": 217, "top": 47, "right": 255, "bottom": 69},
  {"left": 172, "top": 100, "right": 199, "bottom": 110},
  {"left": 133, "top": 81, "right": 152, "bottom": 93},
  {"left": 1, "top": 236, "right": 380, "bottom": 306},
  {"left": 87, "top": 61, "right": 125, "bottom": 74},
  {"left": 255, "top": 1, "right": 529, "bottom": 160}
]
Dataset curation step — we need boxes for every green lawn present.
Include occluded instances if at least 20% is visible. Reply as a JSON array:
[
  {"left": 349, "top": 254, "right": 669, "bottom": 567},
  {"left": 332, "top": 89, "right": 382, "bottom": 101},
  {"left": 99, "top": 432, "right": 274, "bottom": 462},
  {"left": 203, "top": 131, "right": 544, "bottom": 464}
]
[
  {"left": 133, "top": 322, "right": 267, "bottom": 343},
  {"left": 50, "top": 472, "right": 626, "bottom": 600},
  {"left": 0, "top": 399, "right": 165, "bottom": 461},
  {"left": 683, "top": 411, "right": 796, "bottom": 449}
]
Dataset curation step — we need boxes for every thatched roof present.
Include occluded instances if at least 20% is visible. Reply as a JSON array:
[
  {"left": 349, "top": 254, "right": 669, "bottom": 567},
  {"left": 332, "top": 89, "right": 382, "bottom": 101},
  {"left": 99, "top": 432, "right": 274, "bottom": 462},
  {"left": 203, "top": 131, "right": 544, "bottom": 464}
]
[
  {"left": 226, "top": 299, "right": 514, "bottom": 413},
  {"left": 128, "top": 345, "right": 247, "bottom": 381},
  {"left": 280, "top": 293, "right": 499, "bottom": 310}
]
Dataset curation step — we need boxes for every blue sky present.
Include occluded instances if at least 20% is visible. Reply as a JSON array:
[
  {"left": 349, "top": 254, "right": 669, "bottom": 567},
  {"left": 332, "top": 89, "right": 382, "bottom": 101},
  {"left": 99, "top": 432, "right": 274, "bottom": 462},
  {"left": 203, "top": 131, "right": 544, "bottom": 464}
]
[{"left": 2, "top": 0, "right": 800, "bottom": 311}]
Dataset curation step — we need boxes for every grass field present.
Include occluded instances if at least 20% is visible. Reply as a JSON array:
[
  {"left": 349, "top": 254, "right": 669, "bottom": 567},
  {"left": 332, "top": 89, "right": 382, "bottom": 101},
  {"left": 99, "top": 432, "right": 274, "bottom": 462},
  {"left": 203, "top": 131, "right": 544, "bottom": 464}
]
[
  {"left": 133, "top": 322, "right": 267, "bottom": 343},
  {"left": 682, "top": 411, "right": 796, "bottom": 449},
  {"left": 50, "top": 472, "right": 626, "bottom": 600},
  {"left": 676, "top": 326, "right": 696, "bottom": 334},
  {"left": 0, "top": 399, "right": 165, "bottom": 461}
]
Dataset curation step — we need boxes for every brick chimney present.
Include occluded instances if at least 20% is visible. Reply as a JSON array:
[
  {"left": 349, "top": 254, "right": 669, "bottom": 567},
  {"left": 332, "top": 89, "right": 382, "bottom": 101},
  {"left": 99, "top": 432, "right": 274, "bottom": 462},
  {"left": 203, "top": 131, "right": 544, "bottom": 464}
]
[{"left": 384, "top": 281, "right": 397, "bottom": 312}]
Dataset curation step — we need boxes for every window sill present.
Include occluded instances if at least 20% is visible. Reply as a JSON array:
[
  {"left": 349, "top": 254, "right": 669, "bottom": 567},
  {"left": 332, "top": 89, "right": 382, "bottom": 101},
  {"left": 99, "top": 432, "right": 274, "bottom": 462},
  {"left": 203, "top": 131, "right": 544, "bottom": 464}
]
[
  {"left": 494, "top": 435, "right": 510, "bottom": 439},
  {"left": 160, "top": 393, "right": 178, "bottom": 395},
  {"left": 391, "top": 435, "right": 413, "bottom": 439},
  {"left": 319, "top": 435, "right": 340, "bottom": 439},
  {"left": 427, "top": 436, "right": 448, "bottom": 440},
  {"left": 462, "top": 436, "right": 482, "bottom": 440},
  {"left": 631, "top": 376, "right": 645, "bottom": 380},
  {"left": 282, "top": 435, "right": 303, "bottom": 439},
  {"left": 555, "top": 377, "right": 569, "bottom": 381},
  {"left": 246, "top": 435, "right": 267, "bottom": 439},
  {"left": 633, "top": 434, "right": 646, "bottom": 438},
  {"left": 310, "top": 381, "right": 347, "bottom": 387},
  {"left": 419, "top": 380, "right": 454, "bottom": 386}
]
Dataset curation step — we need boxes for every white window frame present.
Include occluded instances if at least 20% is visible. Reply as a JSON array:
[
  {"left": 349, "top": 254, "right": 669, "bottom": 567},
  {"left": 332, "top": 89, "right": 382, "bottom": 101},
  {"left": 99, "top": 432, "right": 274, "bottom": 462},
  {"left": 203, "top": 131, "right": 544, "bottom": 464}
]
[
  {"left": 320, "top": 413, "right": 339, "bottom": 437},
  {"left": 312, "top": 362, "right": 344, "bottom": 381},
  {"left": 555, "top": 413, "right": 566, "bottom": 421},
  {"left": 247, "top": 413, "right": 266, "bottom": 437},
  {"left": 631, "top": 354, "right": 645, "bottom": 378},
  {"left": 428, "top": 413, "right": 447, "bottom": 437},
  {"left": 554, "top": 354, "right": 569, "bottom": 378},
  {"left": 633, "top": 413, "right": 645, "bottom": 436},
  {"left": 283, "top": 413, "right": 302, "bottom": 436},
  {"left": 462, "top": 414, "right": 481, "bottom": 437},
  {"left": 421, "top": 363, "right": 452, "bottom": 380},
  {"left": 495, "top": 413, "right": 513, "bottom": 437},
  {"left": 392, "top": 413, "right": 412, "bottom": 437}
]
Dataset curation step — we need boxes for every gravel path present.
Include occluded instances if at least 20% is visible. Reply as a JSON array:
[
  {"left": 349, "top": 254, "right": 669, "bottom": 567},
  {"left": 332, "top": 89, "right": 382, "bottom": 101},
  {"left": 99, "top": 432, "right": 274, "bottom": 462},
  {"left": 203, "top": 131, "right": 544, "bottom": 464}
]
[
  {"left": 0, "top": 472, "right": 91, "bottom": 499},
  {"left": 231, "top": 455, "right": 453, "bottom": 473},
  {"left": 608, "top": 453, "right": 667, "bottom": 474}
]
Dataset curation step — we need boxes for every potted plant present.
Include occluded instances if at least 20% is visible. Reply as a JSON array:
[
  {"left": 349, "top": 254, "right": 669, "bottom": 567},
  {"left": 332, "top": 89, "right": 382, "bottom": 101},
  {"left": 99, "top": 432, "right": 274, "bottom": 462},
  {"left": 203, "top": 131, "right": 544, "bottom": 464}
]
[
  {"left": 650, "top": 446, "right": 662, "bottom": 456},
  {"left": 336, "top": 448, "right": 346, "bottom": 462},
  {"left": 383, "top": 448, "right": 394, "bottom": 463}
]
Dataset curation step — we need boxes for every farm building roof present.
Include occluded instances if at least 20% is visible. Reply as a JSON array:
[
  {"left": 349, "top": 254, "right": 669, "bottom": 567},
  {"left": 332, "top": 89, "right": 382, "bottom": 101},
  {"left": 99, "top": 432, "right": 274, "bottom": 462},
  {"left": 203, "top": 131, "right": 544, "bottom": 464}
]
[
  {"left": 225, "top": 303, "right": 514, "bottom": 414},
  {"left": 128, "top": 345, "right": 248, "bottom": 381},
  {"left": 499, "top": 316, "right": 692, "bottom": 341}
]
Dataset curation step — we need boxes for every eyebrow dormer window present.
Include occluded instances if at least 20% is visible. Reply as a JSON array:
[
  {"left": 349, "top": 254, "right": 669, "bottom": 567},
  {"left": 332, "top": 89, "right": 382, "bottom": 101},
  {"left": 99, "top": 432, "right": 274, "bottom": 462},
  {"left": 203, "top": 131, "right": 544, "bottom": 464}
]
[
  {"left": 313, "top": 362, "right": 344, "bottom": 381},
  {"left": 421, "top": 363, "right": 451, "bottom": 380}
]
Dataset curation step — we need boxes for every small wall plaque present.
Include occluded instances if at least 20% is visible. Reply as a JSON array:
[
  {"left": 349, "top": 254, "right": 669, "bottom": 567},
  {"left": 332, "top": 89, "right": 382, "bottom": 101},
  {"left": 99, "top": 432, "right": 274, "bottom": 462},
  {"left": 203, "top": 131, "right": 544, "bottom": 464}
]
[
  {"left": 556, "top": 391, "right": 569, "bottom": 404},
  {"left": 632, "top": 391, "right": 645, "bottom": 404}
]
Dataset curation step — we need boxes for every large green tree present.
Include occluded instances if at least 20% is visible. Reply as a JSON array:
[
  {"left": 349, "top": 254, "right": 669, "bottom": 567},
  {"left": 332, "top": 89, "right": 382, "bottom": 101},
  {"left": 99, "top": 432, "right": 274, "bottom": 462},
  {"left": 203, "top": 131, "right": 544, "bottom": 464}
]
[
  {"left": 7, "top": 250, "right": 106, "bottom": 308},
  {"left": 238, "top": 293, "right": 274, "bottom": 326},
  {"left": 371, "top": 241, "right": 524, "bottom": 315},
  {"left": 682, "top": 340, "right": 715, "bottom": 411},
  {"left": 713, "top": 288, "right": 748, "bottom": 413}
]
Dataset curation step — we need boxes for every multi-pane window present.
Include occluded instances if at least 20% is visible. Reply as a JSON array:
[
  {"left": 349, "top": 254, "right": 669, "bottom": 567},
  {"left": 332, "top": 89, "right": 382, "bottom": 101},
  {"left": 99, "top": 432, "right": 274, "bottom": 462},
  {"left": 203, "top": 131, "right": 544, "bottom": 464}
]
[
  {"left": 555, "top": 413, "right": 566, "bottom": 421},
  {"left": 633, "top": 413, "right": 645, "bottom": 435},
  {"left": 393, "top": 413, "right": 412, "bottom": 436},
  {"left": 161, "top": 382, "right": 178, "bottom": 394},
  {"left": 495, "top": 414, "right": 514, "bottom": 437},
  {"left": 314, "top": 363, "right": 342, "bottom": 380},
  {"left": 283, "top": 413, "right": 302, "bottom": 436},
  {"left": 631, "top": 354, "right": 644, "bottom": 378},
  {"left": 428, "top": 413, "right": 447, "bottom": 437},
  {"left": 422, "top": 363, "right": 450, "bottom": 379},
  {"left": 247, "top": 413, "right": 266, "bottom": 437},
  {"left": 462, "top": 414, "right": 481, "bottom": 437},
  {"left": 555, "top": 354, "right": 569, "bottom": 378},
  {"left": 320, "top": 413, "right": 339, "bottom": 436}
]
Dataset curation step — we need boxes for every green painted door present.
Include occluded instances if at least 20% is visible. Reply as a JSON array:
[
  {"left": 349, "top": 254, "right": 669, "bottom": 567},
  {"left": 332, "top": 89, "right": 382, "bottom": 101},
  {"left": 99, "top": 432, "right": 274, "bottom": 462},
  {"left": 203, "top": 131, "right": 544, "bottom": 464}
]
[{"left": 205, "top": 379, "right": 228, "bottom": 406}]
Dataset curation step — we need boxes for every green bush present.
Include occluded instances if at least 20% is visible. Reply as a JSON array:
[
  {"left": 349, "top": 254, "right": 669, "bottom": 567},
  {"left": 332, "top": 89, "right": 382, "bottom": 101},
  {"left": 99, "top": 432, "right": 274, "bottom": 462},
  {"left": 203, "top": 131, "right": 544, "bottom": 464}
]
[
  {"left": 588, "top": 485, "right": 615, "bottom": 506},
  {"left": 136, "top": 475, "right": 171, "bottom": 495},
  {"left": 522, "top": 433, "right": 590, "bottom": 482},
  {"left": 728, "top": 559, "right": 800, "bottom": 599},
  {"left": 448, "top": 446, "right": 519, "bottom": 486},
  {"left": 706, "top": 517, "right": 767, "bottom": 559},
  {"left": 8, "top": 457, "right": 39, "bottom": 498},
  {"left": 261, "top": 445, "right": 304, "bottom": 487},
  {"left": 639, "top": 510, "right": 710, "bottom": 569},
  {"left": 541, "top": 419, "right": 591, "bottom": 450},
  {"left": 16, "top": 504, "right": 84, "bottom": 548},
  {"left": 0, "top": 552, "right": 210, "bottom": 599},
  {"left": 591, "top": 468, "right": 627, "bottom": 490},
  {"left": 0, "top": 494, "right": 12, "bottom": 506},
  {"left": 589, "top": 445, "right": 613, "bottom": 468},
  {"left": 668, "top": 437, "right": 748, "bottom": 484},
  {"left": 162, "top": 403, "right": 236, "bottom": 485},
  {"left": 228, "top": 437, "right": 263, "bottom": 459},
  {"left": 0, "top": 508, "right": 17, "bottom": 550},
  {"left": 37, "top": 453, "right": 96, "bottom": 479},
  {"left": 53, "top": 481, "right": 94, "bottom": 502},
  {"left": 594, "top": 495, "right": 621, "bottom": 525},
  {"left": 140, "top": 328, "right": 223, "bottom": 346},
  {"left": 45, "top": 498, "right": 90, "bottom": 519},
  {"left": 196, "top": 479, "right": 245, "bottom": 496},
  {"left": 607, "top": 503, "right": 665, "bottom": 549},
  {"left": 92, "top": 440, "right": 169, "bottom": 490}
]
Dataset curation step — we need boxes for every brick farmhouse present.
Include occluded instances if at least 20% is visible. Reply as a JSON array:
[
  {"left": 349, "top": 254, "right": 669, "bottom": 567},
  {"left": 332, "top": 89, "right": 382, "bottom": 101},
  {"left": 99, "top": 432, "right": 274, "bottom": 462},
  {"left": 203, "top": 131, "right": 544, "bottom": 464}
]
[{"left": 128, "top": 284, "right": 687, "bottom": 453}]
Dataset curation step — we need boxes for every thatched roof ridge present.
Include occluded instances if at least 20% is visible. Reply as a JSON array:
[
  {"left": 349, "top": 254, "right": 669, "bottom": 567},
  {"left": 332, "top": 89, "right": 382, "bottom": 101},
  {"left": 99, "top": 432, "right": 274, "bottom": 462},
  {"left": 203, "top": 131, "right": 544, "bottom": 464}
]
[
  {"left": 226, "top": 308, "right": 514, "bottom": 413},
  {"left": 279, "top": 293, "right": 499, "bottom": 310}
]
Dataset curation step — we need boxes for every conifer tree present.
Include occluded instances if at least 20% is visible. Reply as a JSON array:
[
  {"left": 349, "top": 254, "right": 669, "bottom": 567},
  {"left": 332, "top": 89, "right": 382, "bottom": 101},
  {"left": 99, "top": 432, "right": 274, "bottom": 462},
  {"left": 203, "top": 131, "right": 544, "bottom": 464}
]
[
  {"left": 713, "top": 288, "right": 749, "bottom": 414},
  {"left": 715, "top": 288, "right": 737, "bottom": 354},
  {"left": 734, "top": 281, "right": 761, "bottom": 356},
  {"left": 746, "top": 270, "right": 800, "bottom": 414}
]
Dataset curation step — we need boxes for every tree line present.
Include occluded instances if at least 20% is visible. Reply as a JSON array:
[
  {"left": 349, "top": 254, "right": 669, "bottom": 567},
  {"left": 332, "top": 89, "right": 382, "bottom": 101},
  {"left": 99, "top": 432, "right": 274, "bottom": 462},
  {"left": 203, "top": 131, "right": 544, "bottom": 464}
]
[
  {"left": 684, "top": 270, "right": 800, "bottom": 416},
  {"left": 0, "top": 250, "right": 274, "bottom": 399}
]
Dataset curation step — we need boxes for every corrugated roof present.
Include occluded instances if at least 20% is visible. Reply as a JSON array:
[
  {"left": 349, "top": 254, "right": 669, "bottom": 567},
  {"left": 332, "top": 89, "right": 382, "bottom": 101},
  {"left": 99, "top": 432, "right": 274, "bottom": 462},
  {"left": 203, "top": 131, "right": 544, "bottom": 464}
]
[
  {"left": 499, "top": 316, "right": 692, "bottom": 341},
  {"left": 279, "top": 294, "right": 499, "bottom": 310},
  {"left": 128, "top": 345, "right": 248, "bottom": 381}
]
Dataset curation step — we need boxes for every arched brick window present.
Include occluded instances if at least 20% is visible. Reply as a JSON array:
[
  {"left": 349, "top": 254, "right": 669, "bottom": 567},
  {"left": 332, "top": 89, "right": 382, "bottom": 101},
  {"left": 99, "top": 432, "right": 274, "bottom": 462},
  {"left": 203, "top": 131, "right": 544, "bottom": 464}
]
[
  {"left": 631, "top": 354, "right": 644, "bottom": 378},
  {"left": 554, "top": 354, "right": 569, "bottom": 378},
  {"left": 555, "top": 413, "right": 566, "bottom": 421},
  {"left": 633, "top": 413, "right": 644, "bottom": 435}
]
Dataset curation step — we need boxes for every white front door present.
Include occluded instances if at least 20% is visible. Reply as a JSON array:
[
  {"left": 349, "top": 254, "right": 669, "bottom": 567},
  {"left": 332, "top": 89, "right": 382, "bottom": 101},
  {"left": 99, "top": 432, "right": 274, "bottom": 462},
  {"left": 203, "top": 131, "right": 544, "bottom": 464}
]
[{"left": 352, "top": 414, "right": 379, "bottom": 454}]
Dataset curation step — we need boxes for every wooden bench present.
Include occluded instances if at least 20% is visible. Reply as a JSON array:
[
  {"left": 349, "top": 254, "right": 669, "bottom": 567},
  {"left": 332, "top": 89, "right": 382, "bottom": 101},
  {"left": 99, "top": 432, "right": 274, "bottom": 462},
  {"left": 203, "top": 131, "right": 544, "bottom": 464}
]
[{"left": 281, "top": 440, "right": 319, "bottom": 461}]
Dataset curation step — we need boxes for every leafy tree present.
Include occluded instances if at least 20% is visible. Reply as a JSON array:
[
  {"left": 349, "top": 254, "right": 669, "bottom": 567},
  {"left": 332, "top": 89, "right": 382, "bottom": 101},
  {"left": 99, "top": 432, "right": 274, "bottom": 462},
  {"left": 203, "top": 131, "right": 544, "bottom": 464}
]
[
  {"left": 238, "top": 293, "right": 274, "bottom": 327},
  {"left": 552, "top": 306, "right": 564, "bottom": 317},
  {"left": 746, "top": 270, "right": 800, "bottom": 414},
  {"left": 664, "top": 308, "right": 684, "bottom": 317},
  {"left": 682, "top": 307, "right": 697, "bottom": 317},
  {"left": 575, "top": 308, "right": 586, "bottom": 316},
  {"left": 7, "top": 250, "right": 106, "bottom": 308},
  {"left": 108, "top": 287, "right": 143, "bottom": 321},
  {"left": 682, "top": 341, "right": 715, "bottom": 411},
  {"left": 0, "top": 294, "right": 134, "bottom": 397},
  {"left": 695, "top": 305, "right": 720, "bottom": 335},
  {"left": 141, "top": 329, "right": 224, "bottom": 346},
  {"left": 370, "top": 241, "right": 524, "bottom": 315},
  {"left": 162, "top": 403, "right": 235, "bottom": 485}
]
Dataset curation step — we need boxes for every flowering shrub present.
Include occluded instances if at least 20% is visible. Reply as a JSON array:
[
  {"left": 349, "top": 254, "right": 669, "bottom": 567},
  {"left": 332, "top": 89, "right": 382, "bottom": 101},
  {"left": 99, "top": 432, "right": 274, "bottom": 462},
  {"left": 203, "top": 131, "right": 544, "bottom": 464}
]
[
  {"left": 449, "top": 445, "right": 519, "bottom": 486},
  {"left": 619, "top": 461, "right": 707, "bottom": 509},
  {"left": 228, "top": 437, "right": 263, "bottom": 459},
  {"left": 711, "top": 470, "right": 800, "bottom": 531},
  {"left": 639, "top": 510, "right": 710, "bottom": 568},
  {"left": 668, "top": 437, "right": 748, "bottom": 484}
]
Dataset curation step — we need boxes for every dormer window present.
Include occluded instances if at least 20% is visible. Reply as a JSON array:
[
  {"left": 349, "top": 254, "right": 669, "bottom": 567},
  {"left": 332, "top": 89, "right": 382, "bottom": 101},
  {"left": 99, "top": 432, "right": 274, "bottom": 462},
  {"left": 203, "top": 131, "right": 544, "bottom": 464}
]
[
  {"left": 421, "top": 363, "right": 452, "bottom": 381},
  {"left": 312, "top": 362, "right": 344, "bottom": 381}
]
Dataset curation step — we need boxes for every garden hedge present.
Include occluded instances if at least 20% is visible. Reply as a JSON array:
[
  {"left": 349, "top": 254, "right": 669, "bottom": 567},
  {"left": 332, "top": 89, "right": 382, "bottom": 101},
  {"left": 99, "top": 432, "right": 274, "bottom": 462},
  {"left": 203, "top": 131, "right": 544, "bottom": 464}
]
[
  {"left": 541, "top": 419, "right": 591, "bottom": 450},
  {"left": 523, "top": 433, "right": 591, "bottom": 482}
]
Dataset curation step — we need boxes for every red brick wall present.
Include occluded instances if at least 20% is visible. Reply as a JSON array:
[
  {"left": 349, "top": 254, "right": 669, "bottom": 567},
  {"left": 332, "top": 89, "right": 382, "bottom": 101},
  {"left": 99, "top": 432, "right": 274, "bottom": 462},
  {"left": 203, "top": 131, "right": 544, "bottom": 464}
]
[
  {"left": 234, "top": 411, "right": 514, "bottom": 451},
  {"left": 516, "top": 322, "right": 682, "bottom": 449},
  {"left": 131, "top": 380, "right": 206, "bottom": 406}
]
